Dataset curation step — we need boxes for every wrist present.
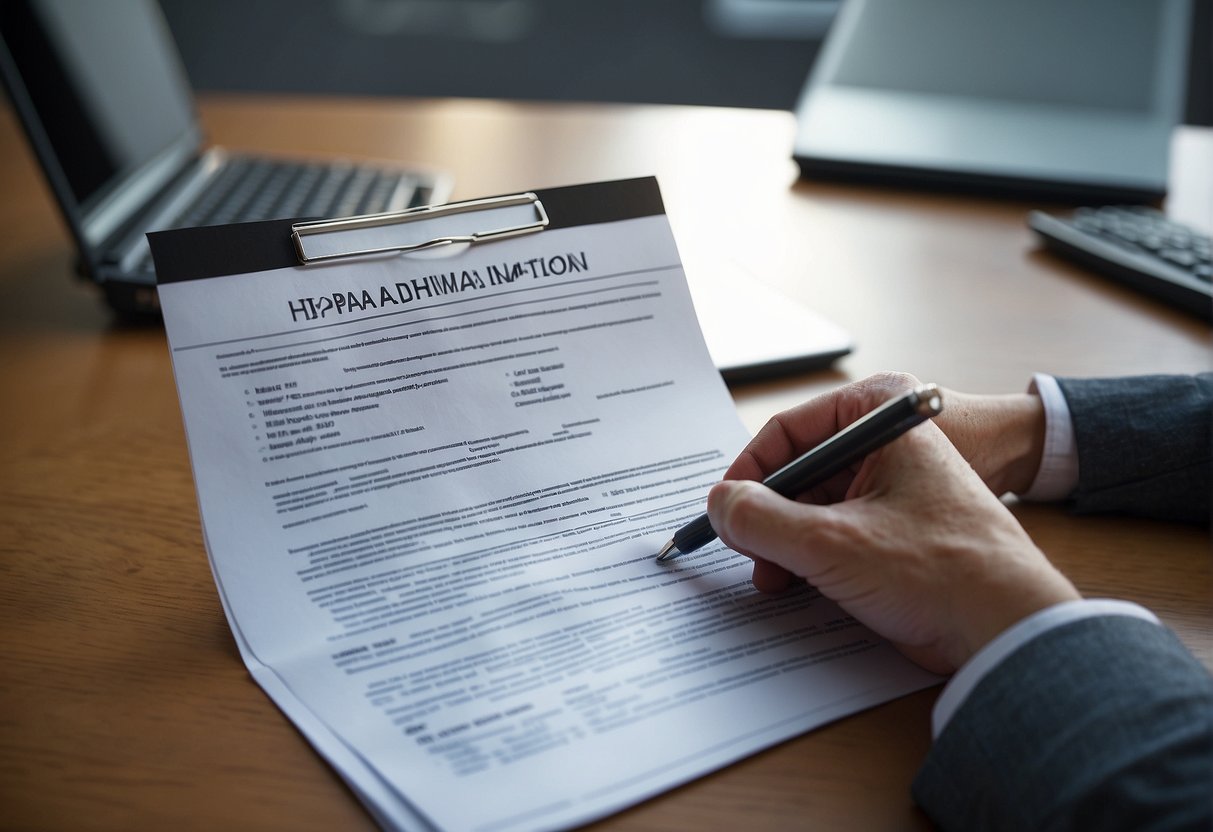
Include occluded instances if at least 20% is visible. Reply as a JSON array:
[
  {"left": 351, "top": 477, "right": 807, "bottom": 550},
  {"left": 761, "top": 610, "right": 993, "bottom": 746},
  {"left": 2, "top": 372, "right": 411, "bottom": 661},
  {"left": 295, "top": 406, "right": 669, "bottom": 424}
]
[
  {"left": 990, "top": 392, "right": 1046, "bottom": 495},
  {"left": 939, "top": 390, "right": 1045, "bottom": 495}
]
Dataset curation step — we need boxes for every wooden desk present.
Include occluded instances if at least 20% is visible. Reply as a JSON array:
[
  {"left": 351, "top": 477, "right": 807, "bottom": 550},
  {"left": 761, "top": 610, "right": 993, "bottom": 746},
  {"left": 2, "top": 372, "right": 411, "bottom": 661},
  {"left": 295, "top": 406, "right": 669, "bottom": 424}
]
[{"left": 1, "top": 95, "right": 1209, "bottom": 831}]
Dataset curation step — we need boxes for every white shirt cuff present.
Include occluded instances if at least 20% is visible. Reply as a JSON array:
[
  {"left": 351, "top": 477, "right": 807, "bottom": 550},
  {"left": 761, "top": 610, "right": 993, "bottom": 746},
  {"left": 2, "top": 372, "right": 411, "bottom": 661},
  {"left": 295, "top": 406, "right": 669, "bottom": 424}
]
[
  {"left": 1019, "top": 373, "right": 1079, "bottom": 502},
  {"left": 931, "top": 599, "right": 1161, "bottom": 738}
]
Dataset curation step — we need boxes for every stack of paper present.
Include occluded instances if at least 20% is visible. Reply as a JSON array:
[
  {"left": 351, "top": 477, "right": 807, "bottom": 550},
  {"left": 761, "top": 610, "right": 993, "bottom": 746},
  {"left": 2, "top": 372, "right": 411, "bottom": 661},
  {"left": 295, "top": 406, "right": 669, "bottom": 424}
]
[{"left": 152, "top": 178, "right": 936, "bottom": 831}]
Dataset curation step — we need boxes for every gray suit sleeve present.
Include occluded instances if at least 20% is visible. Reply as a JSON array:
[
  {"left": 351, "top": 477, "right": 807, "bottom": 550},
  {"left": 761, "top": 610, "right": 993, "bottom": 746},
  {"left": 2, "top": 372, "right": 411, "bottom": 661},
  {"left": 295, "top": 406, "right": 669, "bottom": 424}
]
[
  {"left": 1055, "top": 374, "right": 1212, "bottom": 524},
  {"left": 912, "top": 616, "right": 1213, "bottom": 832}
]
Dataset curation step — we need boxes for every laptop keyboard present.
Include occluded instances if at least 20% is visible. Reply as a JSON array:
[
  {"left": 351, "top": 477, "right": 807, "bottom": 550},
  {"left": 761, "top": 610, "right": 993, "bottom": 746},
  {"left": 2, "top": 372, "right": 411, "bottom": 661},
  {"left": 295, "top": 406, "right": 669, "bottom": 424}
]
[
  {"left": 130, "top": 156, "right": 437, "bottom": 274},
  {"left": 176, "top": 156, "right": 428, "bottom": 228}
]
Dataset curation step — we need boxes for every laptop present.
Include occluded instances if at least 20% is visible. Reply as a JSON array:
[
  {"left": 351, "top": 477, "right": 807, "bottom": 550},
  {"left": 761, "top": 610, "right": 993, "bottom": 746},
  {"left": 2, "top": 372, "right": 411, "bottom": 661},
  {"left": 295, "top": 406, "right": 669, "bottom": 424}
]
[
  {"left": 0, "top": 0, "right": 451, "bottom": 315},
  {"left": 793, "top": 0, "right": 1192, "bottom": 201}
]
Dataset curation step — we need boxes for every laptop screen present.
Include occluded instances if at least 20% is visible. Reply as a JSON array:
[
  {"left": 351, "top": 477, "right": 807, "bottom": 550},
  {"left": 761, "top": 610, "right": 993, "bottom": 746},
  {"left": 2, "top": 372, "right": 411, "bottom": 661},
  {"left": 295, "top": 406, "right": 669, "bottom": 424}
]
[
  {"left": 829, "top": 0, "right": 1164, "bottom": 113},
  {"left": 0, "top": 0, "right": 196, "bottom": 217},
  {"left": 793, "top": 0, "right": 1191, "bottom": 200}
]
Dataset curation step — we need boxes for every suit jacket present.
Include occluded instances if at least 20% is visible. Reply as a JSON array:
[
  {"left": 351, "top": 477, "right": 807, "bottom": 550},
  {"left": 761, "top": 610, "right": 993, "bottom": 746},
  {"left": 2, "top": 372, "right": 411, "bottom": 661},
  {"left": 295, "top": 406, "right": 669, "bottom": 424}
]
[
  {"left": 913, "top": 615, "right": 1213, "bottom": 831},
  {"left": 913, "top": 374, "right": 1213, "bottom": 829},
  {"left": 1056, "top": 373, "right": 1212, "bottom": 525}
]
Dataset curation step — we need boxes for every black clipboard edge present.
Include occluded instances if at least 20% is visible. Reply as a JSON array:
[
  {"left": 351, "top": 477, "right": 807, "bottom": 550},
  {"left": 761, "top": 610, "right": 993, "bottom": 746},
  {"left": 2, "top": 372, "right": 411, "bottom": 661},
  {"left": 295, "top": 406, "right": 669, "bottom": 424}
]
[{"left": 149, "top": 177, "right": 666, "bottom": 285}]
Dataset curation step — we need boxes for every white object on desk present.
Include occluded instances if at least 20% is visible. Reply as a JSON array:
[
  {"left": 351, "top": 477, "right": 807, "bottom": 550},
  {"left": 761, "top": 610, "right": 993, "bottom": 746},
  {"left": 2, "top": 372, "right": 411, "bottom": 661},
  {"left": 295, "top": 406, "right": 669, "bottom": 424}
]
[{"left": 686, "top": 255, "right": 852, "bottom": 381}]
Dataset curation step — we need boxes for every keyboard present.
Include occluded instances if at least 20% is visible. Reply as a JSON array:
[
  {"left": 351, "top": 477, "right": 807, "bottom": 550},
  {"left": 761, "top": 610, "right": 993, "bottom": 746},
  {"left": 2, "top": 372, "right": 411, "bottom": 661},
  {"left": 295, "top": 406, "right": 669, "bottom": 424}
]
[
  {"left": 1029, "top": 206, "right": 1212, "bottom": 321},
  {"left": 127, "top": 155, "right": 440, "bottom": 276},
  {"left": 177, "top": 156, "right": 433, "bottom": 229}
]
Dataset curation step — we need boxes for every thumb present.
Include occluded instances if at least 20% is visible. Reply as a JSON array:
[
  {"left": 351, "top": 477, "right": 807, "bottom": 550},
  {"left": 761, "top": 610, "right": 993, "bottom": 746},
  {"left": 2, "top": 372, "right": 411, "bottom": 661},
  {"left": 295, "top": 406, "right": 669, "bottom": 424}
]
[{"left": 708, "top": 480, "right": 843, "bottom": 576}]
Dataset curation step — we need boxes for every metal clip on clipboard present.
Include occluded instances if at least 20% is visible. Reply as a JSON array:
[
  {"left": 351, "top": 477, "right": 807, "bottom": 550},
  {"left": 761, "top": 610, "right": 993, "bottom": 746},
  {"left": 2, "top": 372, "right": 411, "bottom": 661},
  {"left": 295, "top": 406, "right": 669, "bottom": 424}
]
[{"left": 291, "top": 192, "right": 549, "bottom": 265}]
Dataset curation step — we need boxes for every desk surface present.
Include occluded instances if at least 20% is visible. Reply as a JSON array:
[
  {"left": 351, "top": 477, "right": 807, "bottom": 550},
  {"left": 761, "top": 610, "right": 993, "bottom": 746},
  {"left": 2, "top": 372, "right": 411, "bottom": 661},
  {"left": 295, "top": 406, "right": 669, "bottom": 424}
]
[{"left": 1, "top": 95, "right": 1209, "bottom": 831}]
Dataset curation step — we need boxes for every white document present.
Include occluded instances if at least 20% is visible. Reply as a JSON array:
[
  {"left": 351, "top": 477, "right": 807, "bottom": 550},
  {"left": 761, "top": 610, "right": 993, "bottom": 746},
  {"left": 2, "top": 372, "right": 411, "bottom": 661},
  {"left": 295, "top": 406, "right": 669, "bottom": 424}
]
[{"left": 154, "top": 180, "right": 938, "bottom": 832}]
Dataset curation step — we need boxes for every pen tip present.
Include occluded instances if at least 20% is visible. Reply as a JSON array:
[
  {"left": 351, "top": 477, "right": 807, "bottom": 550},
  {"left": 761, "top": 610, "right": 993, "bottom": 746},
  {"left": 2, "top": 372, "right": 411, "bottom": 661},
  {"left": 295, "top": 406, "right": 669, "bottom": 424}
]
[{"left": 655, "top": 539, "right": 677, "bottom": 562}]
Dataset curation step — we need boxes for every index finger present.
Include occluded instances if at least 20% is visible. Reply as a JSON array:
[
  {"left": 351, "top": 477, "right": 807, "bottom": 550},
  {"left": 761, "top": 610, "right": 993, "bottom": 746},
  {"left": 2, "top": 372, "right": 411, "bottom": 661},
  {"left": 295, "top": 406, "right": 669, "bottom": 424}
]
[{"left": 723, "top": 372, "right": 923, "bottom": 483}]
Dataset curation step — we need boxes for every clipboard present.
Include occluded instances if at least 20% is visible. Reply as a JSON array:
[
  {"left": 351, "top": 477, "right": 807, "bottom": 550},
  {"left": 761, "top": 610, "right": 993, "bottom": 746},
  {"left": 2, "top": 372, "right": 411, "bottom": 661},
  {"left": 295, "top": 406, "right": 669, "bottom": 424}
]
[
  {"left": 150, "top": 177, "right": 849, "bottom": 381},
  {"left": 145, "top": 176, "right": 916, "bottom": 832}
]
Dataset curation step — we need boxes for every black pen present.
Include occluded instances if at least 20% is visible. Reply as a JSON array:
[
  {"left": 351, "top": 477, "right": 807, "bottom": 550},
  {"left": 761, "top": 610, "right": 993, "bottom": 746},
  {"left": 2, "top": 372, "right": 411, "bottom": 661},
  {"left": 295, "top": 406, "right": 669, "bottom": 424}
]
[{"left": 655, "top": 384, "right": 943, "bottom": 562}]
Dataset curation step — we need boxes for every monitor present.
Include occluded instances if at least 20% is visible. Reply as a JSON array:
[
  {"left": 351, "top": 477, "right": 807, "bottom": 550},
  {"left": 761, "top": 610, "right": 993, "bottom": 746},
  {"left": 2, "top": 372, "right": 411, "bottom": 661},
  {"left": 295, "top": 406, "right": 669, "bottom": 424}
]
[{"left": 793, "top": 0, "right": 1193, "bottom": 201}]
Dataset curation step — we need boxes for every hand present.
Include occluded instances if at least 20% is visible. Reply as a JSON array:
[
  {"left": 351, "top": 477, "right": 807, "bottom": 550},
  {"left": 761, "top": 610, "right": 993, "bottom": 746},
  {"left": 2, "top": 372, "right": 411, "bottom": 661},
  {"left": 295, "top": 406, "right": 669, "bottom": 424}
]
[{"left": 709, "top": 372, "right": 1079, "bottom": 674}]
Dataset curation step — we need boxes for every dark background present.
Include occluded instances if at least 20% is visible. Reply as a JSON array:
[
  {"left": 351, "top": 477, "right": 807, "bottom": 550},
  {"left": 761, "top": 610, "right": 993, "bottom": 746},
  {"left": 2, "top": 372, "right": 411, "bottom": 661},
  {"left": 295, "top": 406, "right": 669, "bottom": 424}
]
[
  {"left": 158, "top": 0, "right": 1211, "bottom": 123},
  {"left": 157, "top": 0, "right": 830, "bottom": 110}
]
